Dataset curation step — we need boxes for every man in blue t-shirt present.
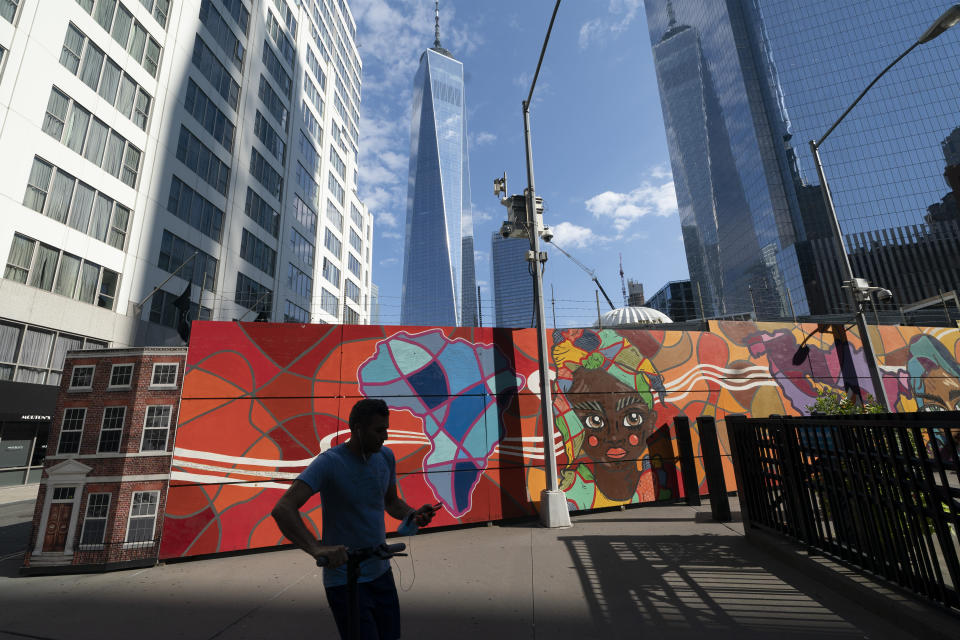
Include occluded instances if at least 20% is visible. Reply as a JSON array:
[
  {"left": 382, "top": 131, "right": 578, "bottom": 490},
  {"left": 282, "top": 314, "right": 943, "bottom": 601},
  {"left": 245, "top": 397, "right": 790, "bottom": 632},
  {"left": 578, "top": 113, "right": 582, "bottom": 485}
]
[{"left": 271, "top": 398, "right": 438, "bottom": 639}]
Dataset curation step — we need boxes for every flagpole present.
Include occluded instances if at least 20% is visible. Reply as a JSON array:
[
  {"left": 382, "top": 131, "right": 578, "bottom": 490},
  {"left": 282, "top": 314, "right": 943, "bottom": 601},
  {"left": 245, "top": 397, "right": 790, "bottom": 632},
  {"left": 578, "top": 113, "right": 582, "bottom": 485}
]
[{"left": 133, "top": 251, "right": 199, "bottom": 315}]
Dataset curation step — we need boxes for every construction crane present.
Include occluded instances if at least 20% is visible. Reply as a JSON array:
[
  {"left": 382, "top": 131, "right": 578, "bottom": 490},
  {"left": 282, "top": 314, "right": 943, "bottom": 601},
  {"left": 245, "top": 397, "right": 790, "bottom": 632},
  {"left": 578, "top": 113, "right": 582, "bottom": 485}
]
[
  {"left": 619, "top": 253, "right": 628, "bottom": 307},
  {"left": 546, "top": 240, "right": 616, "bottom": 310}
]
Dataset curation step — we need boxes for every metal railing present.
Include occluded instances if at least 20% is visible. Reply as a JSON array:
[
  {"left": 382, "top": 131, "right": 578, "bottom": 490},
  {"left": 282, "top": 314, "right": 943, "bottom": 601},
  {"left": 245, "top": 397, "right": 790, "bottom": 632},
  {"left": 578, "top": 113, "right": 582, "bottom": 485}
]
[
  {"left": 728, "top": 412, "right": 960, "bottom": 611},
  {"left": 70, "top": 538, "right": 160, "bottom": 568}
]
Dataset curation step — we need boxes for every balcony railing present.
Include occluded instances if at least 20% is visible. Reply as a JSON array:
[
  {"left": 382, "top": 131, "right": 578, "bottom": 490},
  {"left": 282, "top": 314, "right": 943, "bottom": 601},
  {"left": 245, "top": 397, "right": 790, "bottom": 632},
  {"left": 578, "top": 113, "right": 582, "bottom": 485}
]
[{"left": 728, "top": 412, "right": 960, "bottom": 611}]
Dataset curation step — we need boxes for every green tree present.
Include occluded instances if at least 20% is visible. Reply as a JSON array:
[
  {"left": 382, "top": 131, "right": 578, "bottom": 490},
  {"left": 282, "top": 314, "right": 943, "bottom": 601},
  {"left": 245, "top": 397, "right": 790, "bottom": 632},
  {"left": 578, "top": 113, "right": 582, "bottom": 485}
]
[{"left": 807, "top": 387, "right": 885, "bottom": 415}]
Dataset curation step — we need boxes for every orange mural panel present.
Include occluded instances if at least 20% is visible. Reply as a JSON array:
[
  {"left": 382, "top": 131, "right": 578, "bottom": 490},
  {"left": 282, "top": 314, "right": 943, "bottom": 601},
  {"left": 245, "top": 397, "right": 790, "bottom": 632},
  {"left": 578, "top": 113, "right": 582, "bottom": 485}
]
[{"left": 162, "top": 320, "right": 960, "bottom": 560}]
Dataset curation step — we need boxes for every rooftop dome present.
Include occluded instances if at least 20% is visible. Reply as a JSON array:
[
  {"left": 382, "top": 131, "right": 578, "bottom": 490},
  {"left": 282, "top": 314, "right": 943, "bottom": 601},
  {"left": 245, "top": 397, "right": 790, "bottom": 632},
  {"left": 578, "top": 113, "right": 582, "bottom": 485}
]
[{"left": 593, "top": 306, "right": 672, "bottom": 328}]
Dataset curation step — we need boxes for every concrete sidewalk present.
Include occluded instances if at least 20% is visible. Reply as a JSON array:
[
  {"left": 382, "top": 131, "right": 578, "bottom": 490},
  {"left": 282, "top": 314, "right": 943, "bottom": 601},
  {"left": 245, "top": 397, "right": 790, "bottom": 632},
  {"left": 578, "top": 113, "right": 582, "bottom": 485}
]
[{"left": 1, "top": 499, "right": 959, "bottom": 639}]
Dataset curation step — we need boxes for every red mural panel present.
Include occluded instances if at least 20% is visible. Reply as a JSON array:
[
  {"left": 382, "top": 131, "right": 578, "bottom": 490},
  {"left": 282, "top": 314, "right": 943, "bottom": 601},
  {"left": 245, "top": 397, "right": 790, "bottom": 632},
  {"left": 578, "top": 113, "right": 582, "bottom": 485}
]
[{"left": 162, "top": 319, "right": 960, "bottom": 559}]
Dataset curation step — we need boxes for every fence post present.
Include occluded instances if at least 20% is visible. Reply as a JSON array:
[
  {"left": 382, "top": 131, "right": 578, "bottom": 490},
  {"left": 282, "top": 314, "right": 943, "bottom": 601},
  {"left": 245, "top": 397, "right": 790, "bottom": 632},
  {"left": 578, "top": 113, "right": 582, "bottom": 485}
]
[
  {"left": 673, "top": 416, "right": 701, "bottom": 506},
  {"left": 696, "top": 416, "right": 731, "bottom": 522},
  {"left": 726, "top": 415, "right": 752, "bottom": 530}
]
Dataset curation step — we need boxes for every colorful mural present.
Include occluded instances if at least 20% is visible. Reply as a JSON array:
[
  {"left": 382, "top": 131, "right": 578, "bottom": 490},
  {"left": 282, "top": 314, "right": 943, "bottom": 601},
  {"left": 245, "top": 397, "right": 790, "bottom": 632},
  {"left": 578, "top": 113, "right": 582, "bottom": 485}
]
[{"left": 160, "top": 320, "right": 960, "bottom": 560}]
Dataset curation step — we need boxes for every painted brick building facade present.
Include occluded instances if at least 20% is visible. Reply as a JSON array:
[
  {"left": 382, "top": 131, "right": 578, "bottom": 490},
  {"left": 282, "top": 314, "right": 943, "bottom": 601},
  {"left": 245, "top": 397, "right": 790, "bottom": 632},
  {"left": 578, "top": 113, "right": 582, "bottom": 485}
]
[{"left": 23, "top": 347, "right": 185, "bottom": 573}]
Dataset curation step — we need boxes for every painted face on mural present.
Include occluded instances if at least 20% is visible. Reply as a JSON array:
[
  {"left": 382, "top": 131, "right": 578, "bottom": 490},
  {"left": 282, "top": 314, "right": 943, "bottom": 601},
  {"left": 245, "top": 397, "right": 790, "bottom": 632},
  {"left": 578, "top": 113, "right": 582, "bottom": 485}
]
[
  {"left": 568, "top": 367, "right": 655, "bottom": 501},
  {"left": 915, "top": 369, "right": 960, "bottom": 412}
]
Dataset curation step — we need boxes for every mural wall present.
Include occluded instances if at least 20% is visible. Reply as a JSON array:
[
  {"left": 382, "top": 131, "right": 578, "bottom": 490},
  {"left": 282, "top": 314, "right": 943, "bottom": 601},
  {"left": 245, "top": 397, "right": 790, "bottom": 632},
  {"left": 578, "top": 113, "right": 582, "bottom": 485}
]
[{"left": 160, "top": 320, "right": 960, "bottom": 559}]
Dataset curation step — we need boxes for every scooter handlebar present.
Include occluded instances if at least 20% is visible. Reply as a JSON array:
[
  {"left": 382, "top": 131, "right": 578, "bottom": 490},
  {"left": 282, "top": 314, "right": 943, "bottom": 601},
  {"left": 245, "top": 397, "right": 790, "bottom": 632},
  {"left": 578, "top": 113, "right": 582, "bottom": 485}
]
[{"left": 315, "top": 542, "right": 407, "bottom": 567}]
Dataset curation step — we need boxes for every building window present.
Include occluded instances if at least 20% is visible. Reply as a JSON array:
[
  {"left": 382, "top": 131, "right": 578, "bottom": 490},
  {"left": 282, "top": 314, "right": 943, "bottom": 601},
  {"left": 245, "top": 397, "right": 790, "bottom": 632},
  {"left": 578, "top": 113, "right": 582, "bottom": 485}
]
[
  {"left": 22, "top": 157, "right": 133, "bottom": 249},
  {"left": 79, "top": 493, "right": 110, "bottom": 548},
  {"left": 326, "top": 200, "right": 343, "bottom": 231},
  {"left": 70, "top": 365, "right": 94, "bottom": 389},
  {"left": 330, "top": 147, "right": 345, "bottom": 180},
  {"left": 284, "top": 300, "right": 309, "bottom": 323},
  {"left": 343, "top": 306, "right": 359, "bottom": 324},
  {"left": 292, "top": 196, "right": 317, "bottom": 234},
  {"left": 141, "top": 405, "right": 171, "bottom": 451},
  {"left": 347, "top": 254, "right": 361, "bottom": 278},
  {"left": 125, "top": 491, "right": 159, "bottom": 544},
  {"left": 262, "top": 40, "right": 292, "bottom": 97},
  {"left": 258, "top": 75, "right": 288, "bottom": 131},
  {"left": 175, "top": 126, "right": 230, "bottom": 196},
  {"left": 0, "top": 321, "right": 104, "bottom": 386},
  {"left": 98, "top": 406, "right": 125, "bottom": 452},
  {"left": 1, "top": 0, "right": 19, "bottom": 24},
  {"left": 192, "top": 35, "right": 240, "bottom": 110},
  {"left": 301, "top": 100, "right": 322, "bottom": 143},
  {"left": 108, "top": 363, "right": 133, "bottom": 388},
  {"left": 167, "top": 176, "right": 225, "bottom": 243},
  {"left": 328, "top": 172, "right": 345, "bottom": 206},
  {"left": 321, "top": 288, "right": 338, "bottom": 317},
  {"left": 322, "top": 258, "right": 340, "bottom": 288},
  {"left": 235, "top": 272, "right": 273, "bottom": 314},
  {"left": 245, "top": 188, "right": 280, "bottom": 238},
  {"left": 287, "top": 263, "right": 312, "bottom": 300},
  {"left": 267, "top": 10, "right": 295, "bottom": 65},
  {"left": 150, "top": 290, "right": 211, "bottom": 329},
  {"left": 40, "top": 86, "right": 143, "bottom": 185},
  {"left": 240, "top": 229, "right": 277, "bottom": 277},
  {"left": 150, "top": 363, "right": 178, "bottom": 387},
  {"left": 295, "top": 162, "right": 318, "bottom": 208},
  {"left": 158, "top": 230, "right": 218, "bottom": 292},
  {"left": 184, "top": 78, "right": 235, "bottom": 152},
  {"left": 254, "top": 111, "right": 286, "bottom": 164},
  {"left": 58, "top": 25, "right": 153, "bottom": 130},
  {"left": 4, "top": 234, "right": 120, "bottom": 309},
  {"left": 325, "top": 229, "right": 342, "bottom": 259},
  {"left": 345, "top": 279, "right": 360, "bottom": 304},
  {"left": 250, "top": 149, "right": 283, "bottom": 200},
  {"left": 57, "top": 407, "right": 86, "bottom": 454},
  {"left": 198, "top": 0, "right": 244, "bottom": 69},
  {"left": 75, "top": 0, "right": 162, "bottom": 77}
]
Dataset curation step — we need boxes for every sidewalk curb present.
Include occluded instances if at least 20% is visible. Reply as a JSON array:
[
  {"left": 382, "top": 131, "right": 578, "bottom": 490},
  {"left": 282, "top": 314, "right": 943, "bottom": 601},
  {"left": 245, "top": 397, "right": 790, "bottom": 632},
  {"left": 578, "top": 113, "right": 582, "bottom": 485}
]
[{"left": 746, "top": 527, "right": 960, "bottom": 640}]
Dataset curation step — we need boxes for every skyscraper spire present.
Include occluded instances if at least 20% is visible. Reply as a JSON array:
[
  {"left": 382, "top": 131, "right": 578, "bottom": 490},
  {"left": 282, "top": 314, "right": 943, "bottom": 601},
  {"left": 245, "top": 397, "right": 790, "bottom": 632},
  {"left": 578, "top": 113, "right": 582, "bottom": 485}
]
[
  {"left": 666, "top": 0, "right": 677, "bottom": 27},
  {"left": 434, "top": 0, "right": 442, "bottom": 49}
]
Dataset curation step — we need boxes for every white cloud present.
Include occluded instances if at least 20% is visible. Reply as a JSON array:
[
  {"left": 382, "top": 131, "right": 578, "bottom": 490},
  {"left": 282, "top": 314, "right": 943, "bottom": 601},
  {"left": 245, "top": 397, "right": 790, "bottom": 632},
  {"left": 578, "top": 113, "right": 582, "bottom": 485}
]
[
  {"left": 549, "top": 221, "right": 607, "bottom": 249},
  {"left": 380, "top": 257, "right": 399, "bottom": 265},
  {"left": 475, "top": 251, "right": 489, "bottom": 263},
  {"left": 473, "top": 131, "right": 496, "bottom": 146},
  {"left": 378, "top": 212, "right": 399, "bottom": 228},
  {"left": 472, "top": 209, "right": 493, "bottom": 223},
  {"left": 584, "top": 169, "right": 678, "bottom": 232},
  {"left": 650, "top": 164, "right": 672, "bottom": 180},
  {"left": 579, "top": 0, "right": 643, "bottom": 49},
  {"left": 382, "top": 231, "right": 403, "bottom": 240}
]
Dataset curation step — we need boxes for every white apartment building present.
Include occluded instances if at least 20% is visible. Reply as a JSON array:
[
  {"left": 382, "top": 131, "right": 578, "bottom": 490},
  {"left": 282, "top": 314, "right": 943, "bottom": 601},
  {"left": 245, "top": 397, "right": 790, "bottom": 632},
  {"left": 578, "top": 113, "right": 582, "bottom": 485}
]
[{"left": 0, "top": 0, "right": 374, "bottom": 388}]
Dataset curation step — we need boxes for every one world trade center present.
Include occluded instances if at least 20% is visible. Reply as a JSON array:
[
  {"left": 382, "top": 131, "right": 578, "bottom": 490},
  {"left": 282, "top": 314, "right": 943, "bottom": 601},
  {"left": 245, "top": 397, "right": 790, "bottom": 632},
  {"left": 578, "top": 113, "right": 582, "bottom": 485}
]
[{"left": 400, "top": 3, "right": 478, "bottom": 327}]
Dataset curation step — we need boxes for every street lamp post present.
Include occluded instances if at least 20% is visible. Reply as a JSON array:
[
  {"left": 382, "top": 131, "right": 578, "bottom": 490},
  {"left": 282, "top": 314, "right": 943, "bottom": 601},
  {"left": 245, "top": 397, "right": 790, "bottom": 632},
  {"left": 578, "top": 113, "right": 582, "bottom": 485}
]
[
  {"left": 511, "top": 0, "right": 569, "bottom": 528},
  {"left": 809, "top": 3, "right": 960, "bottom": 410}
]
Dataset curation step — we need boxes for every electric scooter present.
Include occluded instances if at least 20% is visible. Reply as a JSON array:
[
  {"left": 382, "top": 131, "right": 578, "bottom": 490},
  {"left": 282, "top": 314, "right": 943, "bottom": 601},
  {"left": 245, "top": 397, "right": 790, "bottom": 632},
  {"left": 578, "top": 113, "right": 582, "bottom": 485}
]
[{"left": 317, "top": 542, "right": 407, "bottom": 640}]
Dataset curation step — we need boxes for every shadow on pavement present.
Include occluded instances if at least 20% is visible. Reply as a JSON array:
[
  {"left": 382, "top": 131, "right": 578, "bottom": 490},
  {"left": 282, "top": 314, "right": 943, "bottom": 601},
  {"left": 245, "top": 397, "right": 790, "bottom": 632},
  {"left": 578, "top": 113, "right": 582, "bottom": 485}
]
[{"left": 560, "top": 533, "right": 881, "bottom": 639}]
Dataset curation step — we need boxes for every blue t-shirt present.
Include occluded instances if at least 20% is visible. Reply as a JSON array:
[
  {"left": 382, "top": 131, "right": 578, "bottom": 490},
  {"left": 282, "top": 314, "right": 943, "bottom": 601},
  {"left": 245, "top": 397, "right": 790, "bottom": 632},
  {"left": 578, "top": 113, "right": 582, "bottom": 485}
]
[{"left": 297, "top": 443, "right": 396, "bottom": 587}]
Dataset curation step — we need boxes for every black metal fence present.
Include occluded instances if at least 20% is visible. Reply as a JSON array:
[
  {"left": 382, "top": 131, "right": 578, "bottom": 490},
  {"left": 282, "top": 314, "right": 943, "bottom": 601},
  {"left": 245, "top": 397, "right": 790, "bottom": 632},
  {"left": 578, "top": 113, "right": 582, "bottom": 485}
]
[{"left": 728, "top": 412, "right": 960, "bottom": 611}]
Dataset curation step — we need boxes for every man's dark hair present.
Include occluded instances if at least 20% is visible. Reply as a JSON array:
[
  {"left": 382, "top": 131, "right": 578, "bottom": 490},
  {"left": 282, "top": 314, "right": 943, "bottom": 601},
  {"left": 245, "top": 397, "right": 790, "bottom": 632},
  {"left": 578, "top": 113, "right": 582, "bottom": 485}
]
[{"left": 348, "top": 398, "right": 389, "bottom": 431}]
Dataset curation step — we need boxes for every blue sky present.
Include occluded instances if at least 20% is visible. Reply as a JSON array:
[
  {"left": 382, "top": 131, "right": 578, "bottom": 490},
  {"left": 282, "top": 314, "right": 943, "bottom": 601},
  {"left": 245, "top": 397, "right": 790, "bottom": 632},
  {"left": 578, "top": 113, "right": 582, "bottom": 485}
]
[{"left": 351, "top": 0, "right": 689, "bottom": 326}]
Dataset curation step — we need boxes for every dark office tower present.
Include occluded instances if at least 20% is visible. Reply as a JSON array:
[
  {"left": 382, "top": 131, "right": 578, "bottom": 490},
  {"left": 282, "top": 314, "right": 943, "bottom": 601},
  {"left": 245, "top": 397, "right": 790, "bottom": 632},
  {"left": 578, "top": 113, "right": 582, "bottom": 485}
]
[
  {"left": 400, "top": 3, "right": 477, "bottom": 326},
  {"left": 491, "top": 232, "right": 532, "bottom": 328},
  {"left": 647, "top": 0, "right": 960, "bottom": 316},
  {"left": 647, "top": 280, "right": 696, "bottom": 323},
  {"left": 648, "top": 1, "right": 802, "bottom": 319}
]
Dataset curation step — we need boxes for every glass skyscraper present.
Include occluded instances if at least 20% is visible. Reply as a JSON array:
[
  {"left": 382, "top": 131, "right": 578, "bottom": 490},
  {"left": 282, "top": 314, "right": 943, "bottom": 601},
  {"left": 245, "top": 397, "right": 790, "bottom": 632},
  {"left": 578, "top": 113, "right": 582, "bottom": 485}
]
[
  {"left": 400, "top": 18, "right": 477, "bottom": 327},
  {"left": 645, "top": 0, "right": 960, "bottom": 317},
  {"left": 491, "top": 232, "right": 532, "bottom": 328}
]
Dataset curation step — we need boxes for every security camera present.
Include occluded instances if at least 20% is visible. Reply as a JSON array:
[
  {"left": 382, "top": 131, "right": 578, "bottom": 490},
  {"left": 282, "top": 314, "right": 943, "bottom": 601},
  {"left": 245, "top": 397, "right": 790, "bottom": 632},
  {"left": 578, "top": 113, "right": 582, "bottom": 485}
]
[
  {"left": 500, "top": 221, "right": 515, "bottom": 238},
  {"left": 875, "top": 288, "right": 893, "bottom": 301},
  {"left": 541, "top": 225, "right": 553, "bottom": 243}
]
